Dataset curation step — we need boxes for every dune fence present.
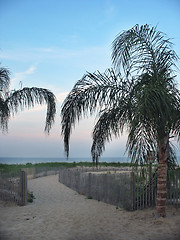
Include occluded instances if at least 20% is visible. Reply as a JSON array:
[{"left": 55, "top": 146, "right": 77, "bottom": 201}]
[
  {"left": 1, "top": 166, "right": 179, "bottom": 209},
  {"left": 59, "top": 167, "right": 134, "bottom": 210},
  {"left": 134, "top": 167, "right": 180, "bottom": 209},
  {"left": 0, "top": 167, "right": 61, "bottom": 206},
  {"left": 0, "top": 170, "right": 27, "bottom": 206},
  {"left": 59, "top": 167, "right": 180, "bottom": 210},
  {"left": 21, "top": 167, "right": 61, "bottom": 180}
]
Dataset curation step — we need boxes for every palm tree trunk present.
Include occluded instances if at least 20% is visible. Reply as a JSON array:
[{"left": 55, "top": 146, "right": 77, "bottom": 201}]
[{"left": 156, "top": 135, "right": 168, "bottom": 217}]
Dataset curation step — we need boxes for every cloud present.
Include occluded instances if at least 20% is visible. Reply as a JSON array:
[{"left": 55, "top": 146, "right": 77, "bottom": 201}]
[
  {"left": 24, "top": 105, "right": 46, "bottom": 113},
  {"left": 11, "top": 65, "right": 37, "bottom": 88},
  {"left": 56, "top": 92, "right": 68, "bottom": 103},
  {"left": 1, "top": 44, "right": 111, "bottom": 64},
  {"left": 22, "top": 91, "right": 68, "bottom": 114},
  {"left": 25, "top": 66, "right": 36, "bottom": 74}
]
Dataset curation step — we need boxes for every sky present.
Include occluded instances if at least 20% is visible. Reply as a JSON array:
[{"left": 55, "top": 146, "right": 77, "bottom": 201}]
[{"left": 0, "top": 0, "right": 180, "bottom": 159}]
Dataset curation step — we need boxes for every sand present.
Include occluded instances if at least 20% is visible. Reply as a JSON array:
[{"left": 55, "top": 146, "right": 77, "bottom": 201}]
[{"left": 0, "top": 174, "right": 180, "bottom": 240}]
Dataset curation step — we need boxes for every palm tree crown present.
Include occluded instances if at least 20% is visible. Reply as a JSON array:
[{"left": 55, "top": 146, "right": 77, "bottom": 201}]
[
  {"left": 0, "top": 65, "right": 56, "bottom": 132},
  {"left": 112, "top": 24, "right": 180, "bottom": 163},
  {"left": 61, "top": 25, "right": 179, "bottom": 165}
]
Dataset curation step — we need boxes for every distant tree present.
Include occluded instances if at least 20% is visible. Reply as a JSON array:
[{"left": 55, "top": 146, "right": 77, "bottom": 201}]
[
  {"left": 61, "top": 24, "right": 180, "bottom": 217},
  {"left": 0, "top": 65, "right": 56, "bottom": 132}
]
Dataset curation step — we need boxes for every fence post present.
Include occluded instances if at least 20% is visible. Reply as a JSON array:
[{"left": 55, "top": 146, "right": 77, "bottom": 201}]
[
  {"left": 130, "top": 171, "right": 135, "bottom": 210},
  {"left": 33, "top": 167, "right": 36, "bottom": 179},
  {"left": 103, "top": 174, "right": 107, "bottom": 202},
  {"left": 88, "top": 173, "right": 92, "bottom": 197},
  {"left": 20, "top": 170, "right": 27, "bottom": 206}
]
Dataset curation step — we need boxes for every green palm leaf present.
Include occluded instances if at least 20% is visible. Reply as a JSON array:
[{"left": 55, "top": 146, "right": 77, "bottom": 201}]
[
  {"left": 0, "top": 66, "right": 56, "bottom": 133},
  {"left": 61, "top": 68, "right": 125, "bottom": 157},
  {"left": 0, "top": 66, "right": 10, "bottom": 91}
]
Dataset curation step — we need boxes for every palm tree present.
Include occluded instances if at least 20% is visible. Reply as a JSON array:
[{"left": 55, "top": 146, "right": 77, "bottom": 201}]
[
  {"left": 61, "top": 24, "right": 180, "bottom": 217},
  {"left": 0, "top": 65, "right": 56, "bottom": 132},
  {"left": 112, "top": 24, "right": 180, "bottom": 217}
]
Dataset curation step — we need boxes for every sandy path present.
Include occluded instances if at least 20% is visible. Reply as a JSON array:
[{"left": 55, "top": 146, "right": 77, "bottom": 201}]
[{"left": 0, "top": 174, "right": 180, "bottom": 240}]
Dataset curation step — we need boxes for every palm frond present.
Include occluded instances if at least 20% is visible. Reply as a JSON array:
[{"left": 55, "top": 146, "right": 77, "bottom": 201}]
[
  {"left": 127, "top": 118, "right": 157, "bottom": 165},
  {"left": 112, "top": 24, "right": 178, "bottom": 77},
  {"left": 0, "top": 66, "right": 10, "bottom": 92},
  {"left": 5, "top": 87, "right": 56, "bottom": 133},
  {"left": 0, "top": 97, "right": 9, "bottom": 131},
  {"left": 61, "top": 68, "right": 126, "bottom": 157},
  {"left": 91, "top": 106, "right": 130, "bottom": 164}
]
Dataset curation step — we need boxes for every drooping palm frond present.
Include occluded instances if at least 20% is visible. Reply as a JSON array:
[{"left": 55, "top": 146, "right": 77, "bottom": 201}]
[
  {"left": 91, "top": 105, "right": 130, "bottom": 165},
  {"left": 112, "top": 24, "right": 178, "bottom": 77},
  {"left": 0, "top": 97, "right": 9, "bottom": 131},
  {"left": 127, "top": 117, "right": 157, "bottom": 165},
  {"left": 0, "top": 66, "right": 11, "bottom": 131},
  {"left": 61, "top": 68, "right": 126, "bottom": 157},
  {"left": 0, "top": 66, "right": 10, "bottom": 92},
  {"left": 5, "top": 87, "right": 56, "bottom": 133}
]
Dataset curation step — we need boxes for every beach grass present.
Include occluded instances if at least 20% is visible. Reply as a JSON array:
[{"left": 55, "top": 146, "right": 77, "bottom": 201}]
[{"left": 0, "top": 161, "right": 135, "bottom": 173}]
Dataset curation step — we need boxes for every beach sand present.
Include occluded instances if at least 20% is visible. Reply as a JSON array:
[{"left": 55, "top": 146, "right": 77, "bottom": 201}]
[{"left": 0, "top": 175, "right": 180, "bottom": 240}]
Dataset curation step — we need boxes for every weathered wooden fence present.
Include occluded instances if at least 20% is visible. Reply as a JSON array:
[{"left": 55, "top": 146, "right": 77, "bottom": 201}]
[
  {"left": 59, "top": 167, "right": 134, "bottom": 210},
  {"left": 59, "top": 167, "right": 180, "bottom": 210},
  {"left": 134, "top": 167, "right": 180, "bottom": 209},
  {"left": 166, "top": 169, "right": 180, "bottom": 206},
  {"left": 0, "top": 170, "right": 27, "bottom": 206},
  {"left": 133, "top": 166, "right": 157, "bottom": 209},
  {"left": 1, "top": 166, "right": 179, "bottom": 209},
  {"left": 0, "top": 167, "right": 60, "bottom": 206},
  {"left": 21, "top": 167, "right": 61, "bottom": 179}
]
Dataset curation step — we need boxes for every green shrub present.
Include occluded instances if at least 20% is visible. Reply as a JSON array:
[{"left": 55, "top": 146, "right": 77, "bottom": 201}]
[{"left": 27, "top": 191, "right": 36, "bottom": 203}]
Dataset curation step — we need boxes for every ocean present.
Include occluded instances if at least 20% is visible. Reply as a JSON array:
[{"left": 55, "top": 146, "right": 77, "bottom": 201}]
[
  {"left": 0, "top": 156, "right": 179, "bottom": 165},
  {"left": 0, "top": 157, "right": 129, "bottom": 165}
]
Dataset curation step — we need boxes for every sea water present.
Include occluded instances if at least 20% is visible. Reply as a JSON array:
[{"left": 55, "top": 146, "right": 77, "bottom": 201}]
[
  {"left": 0, "top": 157, "right": 129, "bottom": 165},
  {"left": 0, "top": 156, "right": 179, "bottom": 165}
]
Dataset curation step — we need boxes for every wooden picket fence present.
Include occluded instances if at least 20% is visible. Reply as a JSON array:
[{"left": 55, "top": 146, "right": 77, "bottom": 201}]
[
  {"left": 21, "top": 167, "right": 61, "bottom": 179},
  {"left": 59, "top": 167, "right": 136, "bottom": 210},
  {"left": 59, "top": 167, "right": 180, "bottom": 210},
  {"left": 166, "top": 169, "right": 180, "bottom": 206},
  {"left": 1, "top": 166, "right": 179, "bottom": 209},
  {"left": 0, "top": 167, "right": 60, "bottom": 206},
  {"left": 134, "top": 167, "right": 180, "bottom": 209},
  {"left": 133, "top": 166, "right": 158, "bottom": 209},
  {"left": 0, "top": 170, "right": 27, "bottom": 206}
]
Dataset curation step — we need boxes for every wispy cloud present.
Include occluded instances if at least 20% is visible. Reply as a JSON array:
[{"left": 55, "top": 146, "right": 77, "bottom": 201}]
[
  {"left": 23, "top": 91, "right": 68, "bottom": 114},
  {"left": 24, "top": 105, "right": 46, "bottom": 113},
  {"left": 56, "top": 92, "right": 68, "bottom": 103},
  {"left": 11, "top": 65, "right": 37, "bottom": 89},
  {"left": 25, "top": 66, "right": 36, "bottom": 74},
  {"left": 0, "top": 45, "right": 111, "bottom": 64}
]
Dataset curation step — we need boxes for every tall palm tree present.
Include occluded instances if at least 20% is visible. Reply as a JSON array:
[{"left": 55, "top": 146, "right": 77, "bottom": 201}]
[
  {"left": 61, "top": 24, "right": 180, "bottom": 217},
  {"left": 0, "top": 65, "right": 56, "bottom": 132},
  {"left": 112, "top": 24, "right": 180, "bottom": 217}
]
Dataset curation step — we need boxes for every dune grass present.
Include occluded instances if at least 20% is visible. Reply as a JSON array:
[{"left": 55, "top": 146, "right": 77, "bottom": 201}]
[{"left": 0, "top": 161, "right": 135, "bottom": 173}]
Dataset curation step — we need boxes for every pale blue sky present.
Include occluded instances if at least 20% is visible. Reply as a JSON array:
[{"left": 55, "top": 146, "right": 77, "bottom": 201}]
[{"left": 0, "top": 0, "right": 180, "bottom": 159}]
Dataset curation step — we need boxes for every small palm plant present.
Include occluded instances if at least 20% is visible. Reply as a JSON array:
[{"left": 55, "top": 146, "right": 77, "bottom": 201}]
[
  {"left": 0, "top": 65, "right": 56, "bottom": 132},
  {"left": 61, "top": 24, "right": 180, "bottom": 217}
]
